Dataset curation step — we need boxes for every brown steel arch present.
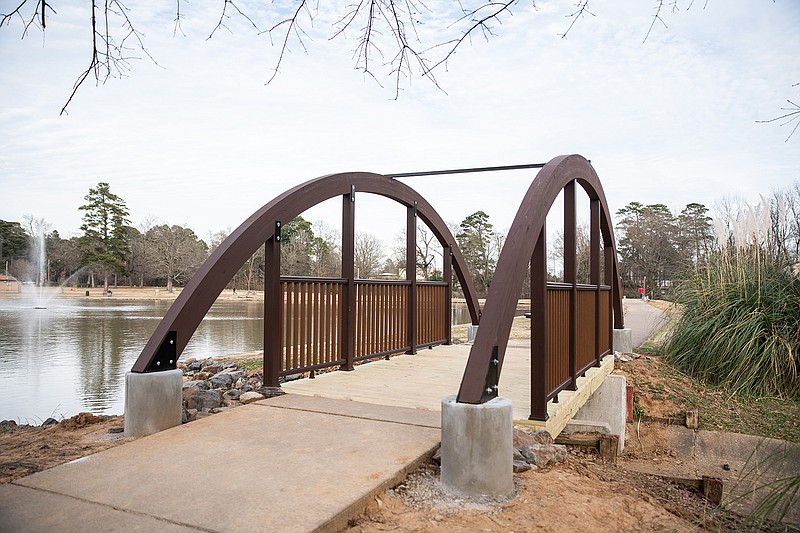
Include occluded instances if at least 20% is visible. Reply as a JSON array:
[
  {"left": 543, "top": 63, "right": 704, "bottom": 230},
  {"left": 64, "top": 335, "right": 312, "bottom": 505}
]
[
  {"left": 131, "top": 172, "right": 480, "bottom": 373},
  {"left": 456, "top": 154, "right": 624, "bottom": 417}
]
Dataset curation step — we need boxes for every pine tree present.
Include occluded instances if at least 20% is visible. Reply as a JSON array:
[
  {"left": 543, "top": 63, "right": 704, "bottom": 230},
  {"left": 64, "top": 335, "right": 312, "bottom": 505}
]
[{"left": 79, "top": 182, "right": 131, "bottom": 292}]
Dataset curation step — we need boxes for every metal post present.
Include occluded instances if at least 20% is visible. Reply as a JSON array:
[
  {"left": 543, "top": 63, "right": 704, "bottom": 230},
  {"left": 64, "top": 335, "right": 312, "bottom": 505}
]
[
  {"left": 564, "top": 181, "right": 577, "bottom": 390},
  {"left": 444, "top": 244, "right": 452, "bottom": 345},
  {"left": 530, "top": 224, "right": 549, "bottom": 421},
  {"left": 605, "top": 245, "right": 614, "bottom": 351},
  {"left": 591, "top": 198, "right": 601, "bottom": 366},
  {"left": 406, "top": 203, "right": 418, "bottom": 354},
  {"left": 341, "top": 189, "right": 356, "bottom": 371},
  {"left": 263, "top": 232, "right": 282, "bottom": 387}
]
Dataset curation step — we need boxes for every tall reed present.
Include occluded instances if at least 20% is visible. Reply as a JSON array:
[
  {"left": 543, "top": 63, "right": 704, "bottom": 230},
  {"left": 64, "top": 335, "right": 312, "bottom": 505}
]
[{"left": 665, "top": 244, "right": 800, "bottom": 398}]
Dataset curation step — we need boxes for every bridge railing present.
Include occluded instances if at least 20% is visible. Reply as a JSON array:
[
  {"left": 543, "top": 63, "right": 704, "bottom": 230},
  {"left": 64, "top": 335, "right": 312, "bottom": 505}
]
[
  {"left": 416, "top": 282, "right": 448, "bottom": 347},
  {"left": 279, "top": 277, "right": 345, "bottom": 375},
  {"left": 354, "top": 280, "right": 410, "bottom": 361},
  {"left": 544, "top": 283, "right": 612, "bottom": 403},
  {"left": 276, "top": 277, "right": 449, "bottom": 378}
]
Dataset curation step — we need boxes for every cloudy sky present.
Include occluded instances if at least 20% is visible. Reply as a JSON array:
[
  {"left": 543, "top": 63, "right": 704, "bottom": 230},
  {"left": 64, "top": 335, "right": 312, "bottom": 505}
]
[{"left": 1, "top": 0, "right": 798, "bottom": 248}]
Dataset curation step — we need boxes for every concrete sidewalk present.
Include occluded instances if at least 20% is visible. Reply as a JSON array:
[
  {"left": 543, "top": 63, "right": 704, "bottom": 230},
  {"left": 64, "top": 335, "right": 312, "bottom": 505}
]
[{"left": 0, "top": 394, "right": 441, "bottom": 533}]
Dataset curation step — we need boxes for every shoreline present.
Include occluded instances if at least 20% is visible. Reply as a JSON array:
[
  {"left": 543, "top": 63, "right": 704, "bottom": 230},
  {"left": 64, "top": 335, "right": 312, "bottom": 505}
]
[
  {"left": 2, "top": 287, "right": 532, "bottom": 306},
  {"left": 0, "top": 286, "right": 263, "bottom": 302}
]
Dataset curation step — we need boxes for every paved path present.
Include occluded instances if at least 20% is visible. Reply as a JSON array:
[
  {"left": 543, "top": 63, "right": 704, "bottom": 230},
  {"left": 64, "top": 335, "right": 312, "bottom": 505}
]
[
  {"left": 0, "top": 395, "right": 441, "bottom": 533},
  {"left": 622, "top": 299, "right": 671, "bottom": 348}
]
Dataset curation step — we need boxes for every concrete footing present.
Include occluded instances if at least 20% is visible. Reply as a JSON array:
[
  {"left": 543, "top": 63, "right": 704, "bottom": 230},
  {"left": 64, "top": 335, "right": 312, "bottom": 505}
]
[
  {"left": 124, "top": 370, "right": 183, "bottom": 437},
  {"left": 613, "top": 327, "right": 633, "bottom": 353},
  {"left": 564, "top": 419, "right": 612, "bottom": 435},
  {"left": 574, "top": 374, "right": 627, "bottom": 451},
  {"left": 440, "top": 395, "right": 513, "bottom": 498},
  {"left": 467, "top": 324, "right": 479, "bottom": 343}
]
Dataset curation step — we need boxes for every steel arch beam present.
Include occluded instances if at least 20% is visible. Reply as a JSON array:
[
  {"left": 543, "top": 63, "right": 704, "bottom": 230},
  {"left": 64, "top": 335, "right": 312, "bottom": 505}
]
[
  {"left": 456, "top": 154, "right": 624, "bottom": 404},
  {"left": 132, "top": 172, "right": 480, "bottom": 373}
]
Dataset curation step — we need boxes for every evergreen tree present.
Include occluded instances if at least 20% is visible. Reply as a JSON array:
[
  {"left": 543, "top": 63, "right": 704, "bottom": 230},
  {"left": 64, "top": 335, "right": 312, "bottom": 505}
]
[
  {"left": 677, "top": 202, "right": 714, "bottom": 268},
  {"left": 0, "top": 220, "right": 30, "bottom": 276},
  {"left": 79, "top": 182, "right": 131, "bottom": 292},
  {"left": 456, "top": 211, "right": 502, "bottom": 297},
  {"left": 616, "top": 202, "right": 681, "bottom": 298}
]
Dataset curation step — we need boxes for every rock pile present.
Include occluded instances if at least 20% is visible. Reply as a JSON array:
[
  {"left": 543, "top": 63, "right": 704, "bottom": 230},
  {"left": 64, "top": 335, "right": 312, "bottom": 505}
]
[
  {"left": 179, "top": 357, "right": 284, "bottom": 423},
  {"left": 511, "top": 427, "right": 568, "bottom": 472},
  {"left": 432, "top": 426, "right": 568, "bottom": 474}
]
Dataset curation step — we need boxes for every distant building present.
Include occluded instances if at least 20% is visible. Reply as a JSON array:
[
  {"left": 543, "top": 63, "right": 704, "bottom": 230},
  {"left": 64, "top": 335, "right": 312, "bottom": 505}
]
[{"left": 0, "top": 275, "right": 20, "bottom": 292}]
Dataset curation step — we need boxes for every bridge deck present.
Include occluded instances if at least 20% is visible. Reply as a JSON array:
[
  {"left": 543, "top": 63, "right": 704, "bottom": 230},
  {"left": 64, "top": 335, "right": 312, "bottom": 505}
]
[{"left": 282, "top": 340, "right": 614, "bottom": 436}]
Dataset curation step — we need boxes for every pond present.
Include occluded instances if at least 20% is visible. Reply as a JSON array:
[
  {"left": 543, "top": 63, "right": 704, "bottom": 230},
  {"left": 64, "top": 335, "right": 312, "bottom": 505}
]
[
  {"left": 0, "top": 296, "right": 264, "bottom": 423},
  {"left": 0, "top": 295, "right": 486, "bottom": 423}
]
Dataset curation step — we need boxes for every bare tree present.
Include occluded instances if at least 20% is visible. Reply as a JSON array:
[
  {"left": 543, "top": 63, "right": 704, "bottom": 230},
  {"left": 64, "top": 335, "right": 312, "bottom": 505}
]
[
  {"left": 551, "top": 223, "right": 591, "bottom": 284},
  {"left": 309, "top": 220, "right": 341, "bottom": 277},
  {"left": 129, "top": 216, "right": 156, "bottom": 287},
  {"left": 146, "top": 223, "right": 208, "bottom": 292},
  {"left": 393, "top": 224, "right": 442, "bottom": 280},
  {"left": 355, "top": 232, "right": 385, "bottom": 279}
]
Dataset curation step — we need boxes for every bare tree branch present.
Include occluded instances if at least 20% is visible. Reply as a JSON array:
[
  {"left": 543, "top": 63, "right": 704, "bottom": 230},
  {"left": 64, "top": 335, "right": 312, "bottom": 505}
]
[
  {"left": 173, "top": 0, "right": 185, "bottom": 37},
  {"left": 643, "top": 0, "right": 668, "bottom": 43},
  {"left": 1, "top": 0, "right": 56, "bottom": 37},
  {"left": 60, "top": 0, "right": 161, "bottom": 115},
  {"left": 425, "top": 1, "right": 517, "bottom": 75},
  {"left": 208, "top": 0, "right": 261, "bottom": 40},
  {"left": 3, "top": 0, "right": 790, "bottom": 126},
  {"left": 559, "top": 0, "right": 593, "bottom": 39},
  {"left": 757, "top": 87, "right": 800, "bottom": 142},
  {"left": 265, "top": 0, "right": 312, "bottom": 84}
]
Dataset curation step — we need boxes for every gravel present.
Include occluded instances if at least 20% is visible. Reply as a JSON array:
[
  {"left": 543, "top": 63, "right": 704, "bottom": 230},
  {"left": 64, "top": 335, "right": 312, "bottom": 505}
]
[{"left": 390, "top": 463, "right": 519, "bottom": 516}]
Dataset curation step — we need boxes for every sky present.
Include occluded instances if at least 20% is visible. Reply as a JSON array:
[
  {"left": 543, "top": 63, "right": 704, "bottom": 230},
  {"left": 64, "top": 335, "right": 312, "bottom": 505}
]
[{"left": 1, "top": 0, "right": 798, "bottom": 251}]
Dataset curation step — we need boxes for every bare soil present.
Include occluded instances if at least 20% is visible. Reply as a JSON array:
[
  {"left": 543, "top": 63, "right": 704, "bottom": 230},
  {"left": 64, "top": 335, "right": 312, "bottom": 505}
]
[
  {"left": 0, "top": 413, "right": 131, "bottom": 484},
  {"left": 346, "top": 456, "right": 731, "bottom": 533}
]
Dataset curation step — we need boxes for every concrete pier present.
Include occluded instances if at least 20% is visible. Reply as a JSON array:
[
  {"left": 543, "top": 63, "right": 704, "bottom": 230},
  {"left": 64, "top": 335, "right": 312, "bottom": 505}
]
[
  {"left": 440, "top": 395, "right": 514, "bottom": 498},
  {"left": 124, "top": 369, "right": 183, "bottom": 437}
]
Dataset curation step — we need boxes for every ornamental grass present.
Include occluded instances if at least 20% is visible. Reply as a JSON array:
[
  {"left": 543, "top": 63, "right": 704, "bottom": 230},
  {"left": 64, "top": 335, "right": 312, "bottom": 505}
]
[{"left": 665, "top": 245, "right": 800, "bottom": 399}]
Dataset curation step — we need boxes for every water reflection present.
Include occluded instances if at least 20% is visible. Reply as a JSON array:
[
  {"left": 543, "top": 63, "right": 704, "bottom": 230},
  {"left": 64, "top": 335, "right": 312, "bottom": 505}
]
[{"left": 0, "top": 297, "right": 264, "bottom": 422}]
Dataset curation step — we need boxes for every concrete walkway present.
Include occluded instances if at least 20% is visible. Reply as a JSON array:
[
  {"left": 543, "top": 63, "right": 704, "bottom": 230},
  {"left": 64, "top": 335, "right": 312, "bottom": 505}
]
[
  {"left": 0, "top": 395, "right": 441, "bottom": 533},
  {"left": 283, "top": 342, "right": 614, "bottom": 437},
  {"left": 622, "top": 299, "right": 671, "bottom": 348}
]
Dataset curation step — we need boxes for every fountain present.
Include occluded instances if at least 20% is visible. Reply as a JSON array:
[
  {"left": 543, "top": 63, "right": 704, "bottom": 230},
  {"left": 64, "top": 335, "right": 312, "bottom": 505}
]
[
  {"left": 33, "top": 227, "right": 46, "bottom": 309},
  {"left": 21, "top": 216, "right": 50, "bottom": 309}
]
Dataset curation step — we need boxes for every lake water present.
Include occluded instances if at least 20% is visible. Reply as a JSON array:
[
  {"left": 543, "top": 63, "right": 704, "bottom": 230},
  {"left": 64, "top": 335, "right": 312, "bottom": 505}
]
[
  {"left": 0, "top": 295, "right": 482, "bottom": 423},
  {"left": 0, "top": 296, "right": 265, "bottom": 422}
]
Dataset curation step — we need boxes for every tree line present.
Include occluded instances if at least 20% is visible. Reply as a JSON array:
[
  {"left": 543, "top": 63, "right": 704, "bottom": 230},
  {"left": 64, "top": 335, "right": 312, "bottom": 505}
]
[
  {"left": 0, "top": 182, "right": 504, "bottom": 296},
  {"left": 2, "top": 181, "right": 798, "bottom": 299}
]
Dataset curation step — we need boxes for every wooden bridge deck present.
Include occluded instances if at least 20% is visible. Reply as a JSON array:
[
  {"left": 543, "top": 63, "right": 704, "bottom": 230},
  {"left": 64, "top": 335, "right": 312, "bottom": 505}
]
[{"left": 282, "top": 340, "right": 614, "bottom": 436}]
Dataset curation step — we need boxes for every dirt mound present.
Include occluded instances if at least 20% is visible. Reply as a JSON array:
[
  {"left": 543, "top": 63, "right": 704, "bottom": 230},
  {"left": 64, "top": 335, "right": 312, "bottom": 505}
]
[{"left": 59, "top": 412, "right": 106, "bottom": 429}]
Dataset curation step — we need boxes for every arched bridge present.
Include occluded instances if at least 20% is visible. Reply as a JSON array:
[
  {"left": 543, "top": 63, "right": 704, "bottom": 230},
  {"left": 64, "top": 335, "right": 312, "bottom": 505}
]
[
  {"left": 131, "top": 173, "right": 481, "bottom": 382},
  {"left": 131, "top": 155, "right": 624, "bottom": 426}
]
